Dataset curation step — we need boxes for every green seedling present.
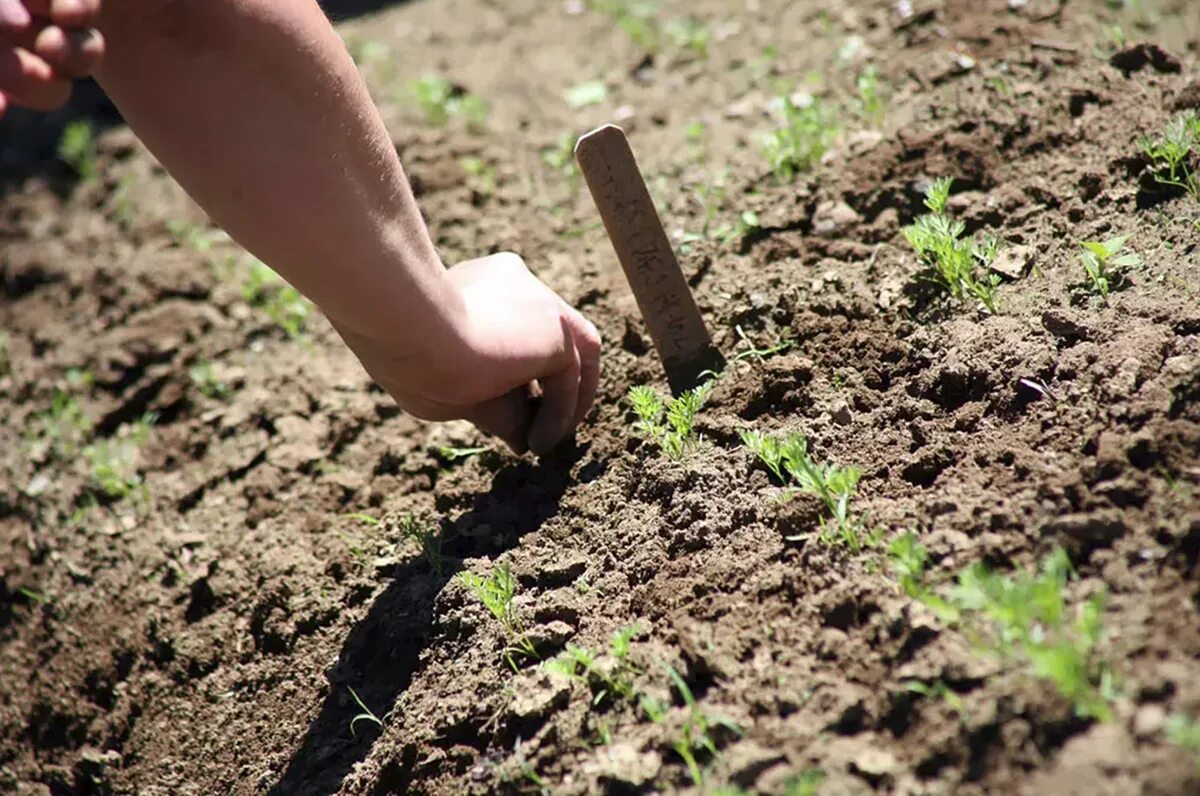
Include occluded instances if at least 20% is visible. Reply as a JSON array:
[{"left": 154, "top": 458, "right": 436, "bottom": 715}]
[
  {"left": 347, "top": 686, "right": 387, "bottom": 736},
  {"left": 18, "top": 587, "right": 50, "bottom": 604},
  {"left": 628, "top": 382, "right": 712, "bottom": 459},
  {"left": 58, "top": 120, "right": 97, "bottom": 180},
  {"left": 855, "top": 64, "right": 887, "bottom": 126},
  {"left": 0, "top": 332, "right": 9, "bottom": 377},
  {"left": 761, "top": 94, "right": 838, "bottom": 180},
  {"left": 458, "top": 564, "right": 537, "bottom": 669},
  {"left": 664, "top": 664, "right": 743, "bottom": 788},
  {"left": 434, "top": 445, "right": 490, "bottom": 464},
  {"left": 28, "top": 369, "right": 93, "bottom": 461},
  {"left": 782, "top": 769, "right": 826, "bottom": 796},
  {"left": 741, "top": 430, "right": 864, "bottom": 549},
  {"left": 166, "top": 219, "right": 217, "bottom": 254},
  {"left": 903, "top": 177, "right": 1002, "bottom": 313},
  {"left": 344, "top": 512, "right": 381, "bottom": 527},
  {"left": 410, "top": 75, "right": 487, "bottom": 130},
  {"left": 188, "top": 361, "right": 231, "bottom": 400},
  {"left": 729, "top": 325, "right": 792, "bottom": 365},
  {"left": 1138, "top": 111, "right": 1200, "bottom": 201},
  {"left": 85, "top": 414, "right": 154, "bottom": 503},
  {"left": 565, "top": 80, "right": 608, "bottom": 109},
  {"left": 241, "top": 259, "right": 311, "bottom": 340},
  {"left": 459, "top": 157, "right": 497, "bottom": 199},
  {"left": 541, "top": 133, "right": 580, "bottom": 182},
  {"left": 1079, "top": 234, "right": 1140, "bottom": 298},
  {"left": 397, "top": 513, "right": 443, "bottom": 576},
  {"left": 937, "top": 548, "right": 1116, "bottom": 721},
  {"left": 545, "top": 624, "right": 641, "bottom": 705},
  {"left": 903, "top": 679, "right": 967, "bottom": 718},
  {"left": 1167, "top": 713, "right": 1200, "bottom": 770},
  {"left": 665, "top": 18, "right": 710, "bottom": 58},
  {"left": 589, "top": 0, "right": 659, "bottom": 51},
  {"left": 343, "top": 36, "right": 389, "bottom": 69}
]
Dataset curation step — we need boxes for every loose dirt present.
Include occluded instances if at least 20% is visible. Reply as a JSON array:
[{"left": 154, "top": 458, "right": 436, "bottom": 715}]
[{"left": 2, "top": 0, "right": 1199, "bottom": 794}]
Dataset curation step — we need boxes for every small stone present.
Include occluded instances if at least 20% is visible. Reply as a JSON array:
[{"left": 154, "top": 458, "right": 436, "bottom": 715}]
[
  {"left": 831, "top": 401, "right": 852, "bottom": 425},
  {"left": 592, "top": 743, "right": 662, "bottom": 788},
  {"left": 1042, "top": 309, "right": 1093, "bottom": 343},
  {"left": 509, "top": 674, "right": 570, "bottom": 723},
  {"left": 991, "top": 244, "right": 1034, "bottom": 279},
  {"left": 852, "top": 747, "right": 899, "bottom": 784},
  {"left": 527, "top": 620, "right": 575, "bottom": 650},
  {"left": 1133, "top": 703, "right": 1166, "bottom": 740},
  {"left": 812, "top": 200, "right": 861, "bottom": 237}
]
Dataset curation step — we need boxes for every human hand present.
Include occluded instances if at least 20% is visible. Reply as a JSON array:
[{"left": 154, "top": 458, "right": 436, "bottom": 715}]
[
  {"left": 0, "top": 0, "right": 104, "bottom": 116},
  {"left": 335, "top": 252, "right": 602, "bottom": 456}
]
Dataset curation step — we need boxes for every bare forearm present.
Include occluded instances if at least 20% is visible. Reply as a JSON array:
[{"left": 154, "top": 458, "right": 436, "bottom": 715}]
[{"left": 95, "top": 0, "right": 460, "bottom": 347}]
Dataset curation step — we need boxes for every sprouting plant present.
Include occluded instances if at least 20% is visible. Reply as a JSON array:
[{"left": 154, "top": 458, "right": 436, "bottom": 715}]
[
  {"left": 541, "top": 133, "right": 580, "bottom": 182},
  {"left": 458, "top": 564, "right": 537, "bottom": 668},
  {"left": 855, "top": 64, "right": 887, "bottom": 126},
  {"left": 628, "top": 382, "right": 712, "bottom": 459},
  {"left": 459, "top": 157, "right": 497, "bottom": 199},
  {"left": 188, "top": 361, "right": 231, "bottom": 400},
  {"left": 546, "top": 624, "right": 642, "bottom": 705},
  {"left": 565, "top": 80, "right": 608, "bottom": 109},
  {"left": 680, "top": 175, "right": 761, "bottom": 251},
  {"left": 741, "top": 430, "right": 864, "bottom": 549},
  {"left": 589, "top": 0, "right": 660, "bottom": 51},
  {"left": 58, "top": 120, "right": 98, "bottom": 180},
  {"left": 85, "top": 414, "right": 154, "bottom": 504},
  {"left": 0, "top": 332, "right": 9, "bottom": 377},
  {"left": 729, "top": 325, "right": 793, "bottom": 365},
  {"left": 903, "top": 680, "right": 967, "bottom": 718},
  {"left": 1078, "top": 234, "right": 1140, "bottom": 299},
  {"left": 347, "top": 686, "right": 387, "bottom": 736},
  {"left": 28, "top": 369, "right": 93, "bottom": 461},
  {"left": 241, "top": 260, "right": 311, "bottom": 340},
  {"left": 397, "top": 513, "right": 443, "bottom": 576},
  {"left": 938, "top": 548, "right": 1116, "bottom": 721},
  {"left": 888, "top": 531, "right": 931, "bottom": 599},
  {"left": 782, "top": 769, "right": 826, "bottom": 796},
  {"left": 342, "top": 35, "right": 389, "bottom": 69},
  {"left": 166, "top": 220, "right": 217, "bottom": 253},
  {"left": 665, "top": 18, "right": 710, "bottom": 58},
  {"left": 410, "top": 75, "right": 487, "bottom": 130},
  {"left": 903, "top": 176, "right": 1002, "bottom": 313},
  {"left": 1138, "top": 111, "right": 1200, "bottom": 200},
  {"left": 434, "top": 445, "right": 490, "bottom": 464},
  {"left": 761, "top": 94, "right": 838, "bottom": 180},
  {"left": 1167, "top": 713, "right": 1200, "bottom": 770},
  {"left": 664, "top": 664, "right": 743, "bottom": 788}
]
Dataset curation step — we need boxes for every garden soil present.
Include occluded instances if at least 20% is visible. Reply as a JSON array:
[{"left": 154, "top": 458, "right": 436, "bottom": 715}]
[{"left": 3, "top": 0, "right": 1200, "bottom": 794}]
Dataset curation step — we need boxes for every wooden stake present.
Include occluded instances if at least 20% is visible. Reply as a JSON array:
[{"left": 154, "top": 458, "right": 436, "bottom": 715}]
[{"left": 574, "top": 124, "right": 723, "bottom": 393}]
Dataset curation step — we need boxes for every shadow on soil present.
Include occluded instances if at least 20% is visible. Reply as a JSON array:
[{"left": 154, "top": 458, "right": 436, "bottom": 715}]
[{"left": 269, "top": 445, "right": 585, "bottom": 796}]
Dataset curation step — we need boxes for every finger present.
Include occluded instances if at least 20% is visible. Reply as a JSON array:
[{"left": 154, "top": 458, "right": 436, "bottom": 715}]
[
  {"left": 568, "top": 311, "right": 601, "bottom": 426},
  {"left": 0, "top": 46, "right": 70, "bottom": 110},
  {"left": 527, "top": 319, "right": 581, "bottom": 456},
  {"left": 0, "top": 0, "right": 31, "bottom": 29},
  {"left": 21, "top": 0, "right": 100, "bottom": 28},
  {"left": 466, "top": 387, "right": 535, "bottom": 455},
  {"left": 32, "top": 25, "right": 102, "bottom": 77},
  {"left": 0, "top": 90, "right": 7, "bottom": 117}
]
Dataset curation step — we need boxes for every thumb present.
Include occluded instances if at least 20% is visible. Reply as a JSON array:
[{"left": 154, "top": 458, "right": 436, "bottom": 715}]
[{"left": 463, "top": 386, "right": 535, "bottom": 455}]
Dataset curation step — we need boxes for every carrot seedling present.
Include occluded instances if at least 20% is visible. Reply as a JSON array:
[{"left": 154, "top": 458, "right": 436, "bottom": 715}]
[
  {"left": 663, "top": 664, "right": 743, "bottom": 788},
  {"left": 1079, "top": 234, "right": 1140, "bottom": 299},
  {"left": 458, "top": 564, "right": 537, "bottom": 669},
  {"left": 410, "top": 75, "right": 488, "bottom": 130},
  {"left": 761, "top": 94, "right": 838, "bottom": 180},
  {"left": 188, "top": 361, "right": 231, "bottom": 400},
  {"left": 629, "top": 382, "right": 712, "bottom": 459},
  {"left": 903, "top": 177, "right": 1002, "bottom": 313}
]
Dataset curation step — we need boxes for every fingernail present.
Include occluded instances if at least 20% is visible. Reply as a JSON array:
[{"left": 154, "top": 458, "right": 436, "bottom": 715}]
[{"left": 0, "top": 0, "right": 32, "bottom": 28}]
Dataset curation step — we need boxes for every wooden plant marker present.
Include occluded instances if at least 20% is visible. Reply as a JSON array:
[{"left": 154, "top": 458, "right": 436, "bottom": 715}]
[{"left": 574, "top": 124, "right": 724, "bottom": 393}]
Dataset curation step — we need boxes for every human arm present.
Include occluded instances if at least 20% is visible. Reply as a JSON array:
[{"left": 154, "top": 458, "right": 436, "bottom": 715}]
[{"left": 89, "top": 0, "right": 599, "bottom": 454}]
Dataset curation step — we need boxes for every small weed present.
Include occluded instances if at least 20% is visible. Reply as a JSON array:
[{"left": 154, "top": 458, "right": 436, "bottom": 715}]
[
  {"left": 58, "top": 120, "right": 98, "bottom": 180},
  {"left": 1139, "top": 111, "right": 1200, "bottom": 201},
  {"left": 664, "top": 664, "right": 743, "bottom": 788},
  {"left": 628, "top": 382, "right": 712, "bottom": 459},
  {"left": 855, "top": 64, "right": 887, "bottom": 126},
  {"left": 85, "top": 414, "right": 154, "bottom": 504},
  {"left": 665, "top": 18, "right": 710, "bottom": 58},
  {"left": 903, "top": 177, "right": 1002, "bottom": 313},
  {"left": 241, "top": 260, "right": 311, "bottom": 340},
  {"left": 761, "top": 94, "right": 838, "bottom": 180},
  {"left": 459, "top": 157, "right": 497, "bottom": 199},
  {"left": 458, "top": 564, "right": 537, "bottom": 669},
  {"left": 28, "top": 369, "right": 93, "bottom": 461},
  {"left": 188, "top": 361, "right": 231, "bottom": 400},
  {"left": 729, "top": 325, "right": 792, "bottom": 365},
  {"left": 545, "top": 625, "right": 641, "bottom": 705},
  {"left": 1079, "top": 234, "right": 1140, "bottom": 299},
  {"left": 938, "top": 548, "right": 1116, "bottom": 721},
  {"left": 783, "top": 769, "right": 826, "bottom": 796},
  {"left": 397, "top": 514, "right": 443, "bottom": 576},
  {"left": 410, "top": 75, "right": 488, "bottom": 130},
  {"left": 434, "top": 445, "right": 490, "bottom": 465},
  {"left": 347, "top": 686, "right": 387, "bottom": 737},
  {"left": 1167, "top": 713, "right": 1200, "bottom": 770},
  {"left": 741, "top": 430, "right": 865, "bottom": 549},
  {"left": 565, "top": 80, "right": 608, "bottom": 109}
]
